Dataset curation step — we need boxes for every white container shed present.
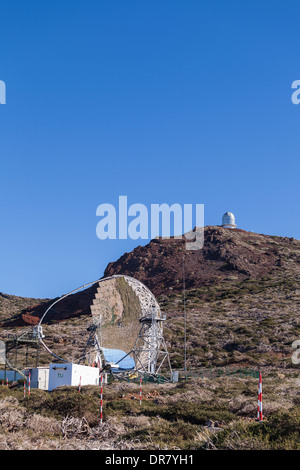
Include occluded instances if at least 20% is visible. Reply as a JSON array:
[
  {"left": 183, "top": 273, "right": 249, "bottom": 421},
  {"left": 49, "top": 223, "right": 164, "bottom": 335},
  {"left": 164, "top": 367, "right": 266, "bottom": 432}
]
[
  {"left": 48, "top": 363, "right": 99, "bottom": 391},
  {"left": 26, "top": 367, "right": 49, "bottom": 390}
]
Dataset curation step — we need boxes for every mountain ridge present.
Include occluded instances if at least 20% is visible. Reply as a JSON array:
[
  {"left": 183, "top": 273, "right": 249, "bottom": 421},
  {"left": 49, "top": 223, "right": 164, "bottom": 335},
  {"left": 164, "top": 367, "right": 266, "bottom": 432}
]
[{"left": 1, "top": 226, "right": 299, "bottom": 329}]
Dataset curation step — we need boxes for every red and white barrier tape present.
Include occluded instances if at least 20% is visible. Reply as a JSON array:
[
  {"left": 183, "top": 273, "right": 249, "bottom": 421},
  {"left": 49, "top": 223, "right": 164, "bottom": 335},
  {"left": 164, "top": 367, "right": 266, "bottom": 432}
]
[
  {"left": 139, "top": 377, "right": 142, "bottom": 406},
  {"left": 100, "top": 374, "right": 103, "bottom": 425},
  {"left": 257, "top": 371, "right": 263, "bottom": 421}
]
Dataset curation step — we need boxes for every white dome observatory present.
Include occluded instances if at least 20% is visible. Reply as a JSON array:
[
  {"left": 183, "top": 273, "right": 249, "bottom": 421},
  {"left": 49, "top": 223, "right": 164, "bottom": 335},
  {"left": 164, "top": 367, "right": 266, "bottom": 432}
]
[{"left": 222, "top": 212, "right": 237, "bottom": 229}]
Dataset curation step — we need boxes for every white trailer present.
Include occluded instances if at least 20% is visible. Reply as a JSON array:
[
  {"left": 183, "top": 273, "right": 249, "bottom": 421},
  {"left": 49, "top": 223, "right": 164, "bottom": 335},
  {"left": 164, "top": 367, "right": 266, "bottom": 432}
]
[
  {"left": 48, "top": 363, "right": 99, "bottom": 391},
  {"left": 0, "top": 368, "right": 49, "bottom": 387}
]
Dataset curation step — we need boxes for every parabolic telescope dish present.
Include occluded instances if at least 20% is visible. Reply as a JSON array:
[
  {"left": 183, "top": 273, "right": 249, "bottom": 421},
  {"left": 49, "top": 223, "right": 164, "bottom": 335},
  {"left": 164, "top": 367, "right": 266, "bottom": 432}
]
[{"left": 38, "top": 275, "right": 171, "bottom": 377}]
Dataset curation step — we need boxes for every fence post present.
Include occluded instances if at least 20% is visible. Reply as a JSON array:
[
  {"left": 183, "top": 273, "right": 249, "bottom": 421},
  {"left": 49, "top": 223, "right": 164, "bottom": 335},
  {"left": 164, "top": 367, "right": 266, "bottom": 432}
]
[
  {"left": 257, "top": 371, "right": 263, "bottom": 421},
  {"left": 100, "top": 374, "right": 103, "bottom": 424},
  {"left": 28, "top": 372, "right": 31, "bottom": 397},
  {"left": 139, "top": 377, "right": 142, "bottom": 406}
]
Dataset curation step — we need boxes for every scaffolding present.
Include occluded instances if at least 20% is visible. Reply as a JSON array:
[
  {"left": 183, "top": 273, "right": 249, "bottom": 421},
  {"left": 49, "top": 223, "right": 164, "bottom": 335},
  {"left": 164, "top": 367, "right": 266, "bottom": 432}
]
[
  {"left": 130, "top": 306, "right": 172, "bottom": 379},
  {"left": 2, "top": 327, "right": 43, "bottom": 381}
]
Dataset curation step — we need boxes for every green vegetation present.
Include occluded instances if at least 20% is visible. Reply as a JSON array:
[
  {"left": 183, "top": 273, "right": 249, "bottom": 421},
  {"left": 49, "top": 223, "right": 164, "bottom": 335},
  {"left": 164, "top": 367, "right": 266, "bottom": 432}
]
[
  {"left": 201, "top": 408, "right": 300, "bottom": 450},
  {"left": 0, "top": 228, "right": 300, "bottom": 449},
  {"left": 115, "top": 277, "right": 141, "bottom": 324},
  {"left": 0, "top": 372, "right": 298, "bottom": 450}
]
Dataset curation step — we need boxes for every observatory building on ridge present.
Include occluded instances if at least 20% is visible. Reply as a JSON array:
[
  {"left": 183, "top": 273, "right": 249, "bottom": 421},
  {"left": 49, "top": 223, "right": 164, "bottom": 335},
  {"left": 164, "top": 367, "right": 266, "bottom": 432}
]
[{"left": 222, "top": 212, "right": 237, "bottom": 229}]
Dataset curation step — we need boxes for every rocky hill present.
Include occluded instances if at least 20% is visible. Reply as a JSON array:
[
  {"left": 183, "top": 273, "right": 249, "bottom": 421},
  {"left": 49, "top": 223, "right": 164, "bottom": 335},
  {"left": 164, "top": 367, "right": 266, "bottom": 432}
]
[
  {"left": 0, "top": 285, "right": 98, "bottom": 327},
  {"left": 103, "top": 226, "right": 300, "bottom": 369},
  {"left": 3, "top": 225, "right": 299, "bottom": 326},
  {"left": 0, "top": 226, "right": 300, "bottom": 370},
  {"left": 104, "top": 226, "right": 300, "bottom": 296},
  {"left": 0, "top": 226, "right": 300, "bottom": 451},
  {"left": 0, "top": 293, "right": 50, "bottom": 325}
]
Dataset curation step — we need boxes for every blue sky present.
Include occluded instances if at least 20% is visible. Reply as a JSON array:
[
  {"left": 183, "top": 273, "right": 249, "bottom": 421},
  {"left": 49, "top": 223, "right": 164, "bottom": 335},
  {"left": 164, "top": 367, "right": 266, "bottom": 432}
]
[{"left": 0, "top": 1, "right": 299, "bottom": 298}]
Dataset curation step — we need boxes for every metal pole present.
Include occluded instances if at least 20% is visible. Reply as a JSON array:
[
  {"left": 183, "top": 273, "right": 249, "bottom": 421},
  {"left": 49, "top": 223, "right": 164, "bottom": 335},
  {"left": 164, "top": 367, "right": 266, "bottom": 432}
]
[
  {"left": 139, "top": 377, "right": 142, "bottom": 406},
  {"left": 14, "top": 341, "right": 17, "bottom": 382},
  {"left": 25, "top": 344, "right": 28, "bottom": 369},
  {"left": 183, "top": 255, "right": 187, "bottom": 373},
  {"left": 36, "top": 341, "right": 40, "bottom": 368},
  {"left": 257, "top": 371, "right": 263, "bottom": 421},
  {"left": 100, "top": 374, "right": 103, "bottom": 424}
]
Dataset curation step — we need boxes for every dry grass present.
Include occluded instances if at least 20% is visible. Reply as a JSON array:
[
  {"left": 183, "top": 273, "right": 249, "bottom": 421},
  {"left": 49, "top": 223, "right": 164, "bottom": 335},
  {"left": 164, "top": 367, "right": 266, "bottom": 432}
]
[{"left": 0, "top": 371, "right": 298, "bottom": 450}]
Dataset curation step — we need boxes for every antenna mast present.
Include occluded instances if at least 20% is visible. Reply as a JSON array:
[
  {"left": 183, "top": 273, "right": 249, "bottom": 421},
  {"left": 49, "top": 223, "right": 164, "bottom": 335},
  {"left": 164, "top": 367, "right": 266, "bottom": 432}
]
[{"left": 183, "top": 254, "right": 187, "bottom": 373}]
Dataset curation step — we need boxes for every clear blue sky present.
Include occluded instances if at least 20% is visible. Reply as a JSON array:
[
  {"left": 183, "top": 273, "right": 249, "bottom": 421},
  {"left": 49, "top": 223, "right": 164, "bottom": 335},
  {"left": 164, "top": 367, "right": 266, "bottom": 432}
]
[{"left": 0, "top": 1, "right": 299, "bottom": 298}]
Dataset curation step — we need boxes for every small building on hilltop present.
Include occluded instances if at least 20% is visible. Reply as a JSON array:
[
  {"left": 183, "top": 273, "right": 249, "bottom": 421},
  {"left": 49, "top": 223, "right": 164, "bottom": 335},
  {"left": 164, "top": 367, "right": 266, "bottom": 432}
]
[{"left": 222, "top": 212, "right": 237, "bottom": 229}]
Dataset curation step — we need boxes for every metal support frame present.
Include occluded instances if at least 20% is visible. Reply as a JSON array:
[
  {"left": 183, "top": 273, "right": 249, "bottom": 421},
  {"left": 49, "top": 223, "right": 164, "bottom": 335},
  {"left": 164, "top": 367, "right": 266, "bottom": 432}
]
[
  {"left": 130, "top": 311, "right": 172, "bottom": 378},
  {"left": 78, "top": 319, "right": 103, "bottom": 368},
  {"left": 5, "top": 275, "right": 173, "bottom": 382},
  {"left": 3, "top": 329, "right": 41, "bottom": 381}
]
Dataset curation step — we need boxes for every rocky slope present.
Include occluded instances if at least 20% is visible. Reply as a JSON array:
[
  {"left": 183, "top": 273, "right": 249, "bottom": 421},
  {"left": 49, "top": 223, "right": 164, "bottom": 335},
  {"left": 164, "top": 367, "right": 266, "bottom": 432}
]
[
  {"left": 0, "top": 226, "right": 300, "bottom": 369},
  {"left": 104, "top": 226, "right": 300, "bottom": 296},
  {"left": 0, "top": 284, "right": 99, "bottom": 327},
  {"left": 0, "top": 293, "right": 50, "bottom": 325},
  {"left": 3, "top": 225, "right": 299, "bottom": 326}
]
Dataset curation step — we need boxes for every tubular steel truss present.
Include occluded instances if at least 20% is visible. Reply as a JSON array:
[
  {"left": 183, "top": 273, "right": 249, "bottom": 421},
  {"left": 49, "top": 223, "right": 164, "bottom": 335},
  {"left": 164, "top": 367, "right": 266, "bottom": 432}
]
[
  {"left": 130, "top": 307, "right": 172, "bottom": 378},
  {"left": 2, "top": 328, "right": 43, "bottom": 381},
  {"left": 36, "top": 275, "right": 172, "bottom": 380}
]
